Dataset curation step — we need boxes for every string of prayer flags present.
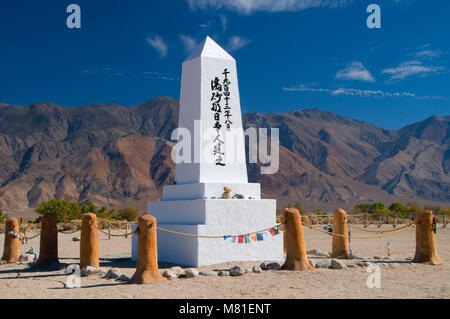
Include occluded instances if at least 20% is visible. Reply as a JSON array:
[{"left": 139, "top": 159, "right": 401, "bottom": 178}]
[{"left": 223, "top": 225, "right": 282, "bottom": 244}]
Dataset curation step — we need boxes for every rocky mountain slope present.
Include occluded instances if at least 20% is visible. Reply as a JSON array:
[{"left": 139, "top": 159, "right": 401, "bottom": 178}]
[{"left": 0, "top": 97, "right": 448, "bottom": 212}]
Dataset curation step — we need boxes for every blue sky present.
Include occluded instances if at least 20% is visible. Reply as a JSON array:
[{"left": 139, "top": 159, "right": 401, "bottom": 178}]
[{"left": 0, "top": 0, "right": 449, "bottom": 129}]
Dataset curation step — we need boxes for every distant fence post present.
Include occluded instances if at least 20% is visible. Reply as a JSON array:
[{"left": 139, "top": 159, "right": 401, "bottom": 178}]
[
  {"left": 443, "top": 214, "right": 447, "bottom": 229},
  {"left": 331, "top": 209, "right": 350, "bottom": 259},
  {"left": 364, "top": 213, "right": 368, "bottom": 228},
  {"left": 281, "top": 208, "right": 314, "bottom": 271},
  {"left": 393, "top": 215, "right": 397, "bottom": 228},
  {"left": 413, "top": 210, "right": 441, "bottom": 265},
  {"left": 1, "top": 218, "right": 20, "bottom": 263},
  {"left": 80, "top": 213, "right": 99, "bottom": 271},
  {"left": 130, "top": 214, "right": 165, "bottom": 284},
  {"left": 34, "top": 214, "right": 59, "bottom": 268},
  {"left": 108, "top": 224, "right": 111, "bottom": 240}
]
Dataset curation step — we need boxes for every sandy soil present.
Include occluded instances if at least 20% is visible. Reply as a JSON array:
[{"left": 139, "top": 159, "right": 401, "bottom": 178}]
[{"left": 0, "top": 225, "right": 449, "bottom": 299}]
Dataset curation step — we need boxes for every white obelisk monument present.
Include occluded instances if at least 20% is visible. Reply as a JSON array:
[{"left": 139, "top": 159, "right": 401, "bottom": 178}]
[{"left": 132, "top": 36, "right": 283, "bottom": 267}]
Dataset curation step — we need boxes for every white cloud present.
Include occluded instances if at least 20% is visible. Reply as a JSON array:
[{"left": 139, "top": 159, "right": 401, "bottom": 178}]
[
  {"left": 414, "top": 49, "right": 443, "bottom": 59},
  {"left": 220, "top": 14, "right": 228, "bottom": 31},
  {"left": 381, "top": 60, "right": 444, "bottom": 80},
  {"left": 283, "top": 84, "right": 444, "bottom": 100},
  {"left": 226, "top": 36, "right": 251, "bottom": 52},
  {"left": 185, "top": 0, "right": 350, "bottom": 14},
  {"left": 180, "top": 35, "right": 199, "bottom": 54},
  {"left": 335, "top": 61, "right": 375, "bottom": 82},
  {"left": 146, "top": 35, "right": 168, "bottom": 58}
]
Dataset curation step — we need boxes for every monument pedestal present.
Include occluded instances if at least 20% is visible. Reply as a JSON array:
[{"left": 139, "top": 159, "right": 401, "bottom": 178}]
[{"left": 131, "top": 184, "right": 283, "bottom": 267}]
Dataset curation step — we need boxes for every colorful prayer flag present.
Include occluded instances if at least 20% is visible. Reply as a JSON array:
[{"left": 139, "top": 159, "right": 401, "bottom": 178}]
[
  {"left": 269, "top": 228, "right": 275, "bottom": 236},
  {"left": 231, "top": 236, "right": 236, "bottom": 243},
  {"left": 274, "top": 227, "right": 280, "bottom": 235},
  {"left": 250, "top": 233, "right": 257, "bottom": 242},
  {"left": 257, "top": 233, "right": 264, "bottom": 241},
  {"left": 244, "top": 235, "right": 250, "bottom": 243},
  {"left": 238, "top": 235, "right": 244, "bottom": 243}
]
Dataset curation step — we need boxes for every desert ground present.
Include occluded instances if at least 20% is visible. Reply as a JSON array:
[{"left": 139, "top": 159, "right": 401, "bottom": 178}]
[{"left": 0, "top": 224, "right": 449, "bottom": 299}]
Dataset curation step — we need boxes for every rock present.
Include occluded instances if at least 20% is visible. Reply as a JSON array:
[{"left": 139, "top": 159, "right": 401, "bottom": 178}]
[
  {"left": 185, "top": 268, "right": 199, "bottom": 278},
  {"left": 259, "top": 262, "right": 267, "bottom": 270},
  {"left": 346, "top": 263, "right": 356, "bottom": 268},
  {"left": 117, "top": 274, "right": 130, "bottom": 282},
  {"left": 230, "top": 265, "right": 245, "bottom": 276},
  {"left": 315, "top": 260, "right": 332, "bottom": 269},
  {"left": 266, "top": 262, "right": 281, "bottom": 270},
  {"left": 307, "top": 249, "right": 328, "bottom": 257},
  {"left": 170, "top": 266, "right": 184, "bottom": 276},
  {"left": 218, "top": 270, "right": 230, "bottom": 276},
  {"left": 373, "top": 256, "right": 381, "bottom": 260},
  {"left": 18, "top": 254, "right": 35, "bottom": 262},
  {"left": 105, "top": 268, "right": 121, "bottom": 279},
  {"left": 221, "top": 187, "right": 232, "bottom": 199},
  {"left": 81, "top": 266, "right": 101, "bottom": 277},
  {"left": 232, "top": 194, "right": 245, "bottom": 199},
  {"left": 0, "top": 260, "right": 7, "bottom": 265},
  {"left": 162, "top": 270, "right": 176, "bottom": 279},
  {"left": 252, "top": 265, "right": 262, "bottom": 273},
  {"left": 308, "top": 260, "right": 315, "bottom": 268},
  {"left": 330, "top": 259, "right": 346, "bottom": 269},
  {"left": 72, "top": 237, "right": 80, "bottom": 242},
  {"left": 199, "top": 270, "right": 218, "bottom": 276},
  {"left": 356, "top": 262, "right": 370, "bottom": 267},
  {"left": 98, "top": 270, "right": 108, "bottom": 278}
]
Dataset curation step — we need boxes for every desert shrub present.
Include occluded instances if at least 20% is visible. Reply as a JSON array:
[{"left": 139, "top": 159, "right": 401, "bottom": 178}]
[
  {"left": 0, "top": 210, "right": 9, "bottom": 224},
  {"left": 35, "top": 199, "right": 83, "bottom": 222},
  {"left": 117, "top": 208, "right": 141, "bottom": 222}
]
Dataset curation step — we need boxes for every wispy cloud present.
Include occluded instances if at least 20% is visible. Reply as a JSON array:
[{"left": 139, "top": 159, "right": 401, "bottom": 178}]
[
  {"left": 335, "top": 61, "right": 375, "bottom": 82},
  {"left": 146, "top": 35, "right": 168, "bottom": 58},
  {"left": 220, "top": 14, "right": 228, "bottom": 31},
  {"left": 283, "top": 84, "right": 444, "bottom": 100},
  {"left": 180, "top": 35, "right": 199, "bottom": 54},
  {"left": 81, "top": 67, "right": 174, "bottom": 81},
  {"left": 185, "top": 0, "right": 350, "bottom": 14},
  {"left": 226, "top": 36, "right": 251, "bottom": 52},
  {"left": 381, "top": 60, "right": 444, "bottom": 80}
]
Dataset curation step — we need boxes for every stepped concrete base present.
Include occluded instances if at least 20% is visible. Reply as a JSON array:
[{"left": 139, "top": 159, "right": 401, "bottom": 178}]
[{"left": 131, "top": 199, "right": 283, "bottom": 267}]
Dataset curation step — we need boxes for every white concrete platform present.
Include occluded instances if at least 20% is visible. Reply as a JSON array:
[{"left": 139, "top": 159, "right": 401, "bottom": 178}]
[
  {"left": 162, "top": 183, "right": 261, "bottom": 201},
  {"left": 131, "top": 199, "right": 284, "bottom": 267}
]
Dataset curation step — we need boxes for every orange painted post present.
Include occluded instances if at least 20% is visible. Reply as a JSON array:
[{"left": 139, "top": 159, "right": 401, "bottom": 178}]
[
  {"left": 281, "top": 208, "right": 314, "bottom": 271},
  {"left": 80, "top": 213, "right": 99, "bottom": 270},
  {"left": 34, "top": 214, "right": 59, "bottom": 268},
  {"left": 331, "top": 209, "right": 350, "bottom": 259},
  {"left": 413, "top": 211, "right": 442, "bottom": 265},
  {"left": 1, "top": 218, "right": 20, "bottom": 263},
  {"left": 130, "top": 214, "right": 165, "bottom": 284}
]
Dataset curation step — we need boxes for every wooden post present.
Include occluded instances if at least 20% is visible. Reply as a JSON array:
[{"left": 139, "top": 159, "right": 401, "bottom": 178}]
[
  {"left": 1, "top": 218, "right": 20, "bottom": 263},
  {"left": 34, "top": 214, "right": 59, "bottom": 268},
  {"left": 444, "top": 214, "right": 447, "bottom": 229},
  {"left": 364, "top": 213, "right": 368, "bottom": 228},
  {"left": 108, "top": 224, "right": 111, "bottom": 240},
  {"left": 125, "top": 223, "right": 128, "bottom": 239},
  {"left": 393, "top": 215, "right": 397, "bottom": 228},
  {"left": 331, "top": 209, "right": 350, "bottom": 259},
  {"left": 130, "top": 214, "right": 165, "bottom": 284},
  {"left": 413, "top": 210, "right": 441, "bottom": 265},
  {"left": 327, "top": 215, "right": 331, "bottom": 225},
  {"left": 281, "top": 208, "right": 314, "bottom": 271},
  {"left": 80, "top": 213, "right": 99, "bottom": 271}
]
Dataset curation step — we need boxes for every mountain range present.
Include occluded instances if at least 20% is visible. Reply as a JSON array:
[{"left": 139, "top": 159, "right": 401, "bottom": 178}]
[{"left": 0, "top": 97, "right": 449, "bottom": 213}]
